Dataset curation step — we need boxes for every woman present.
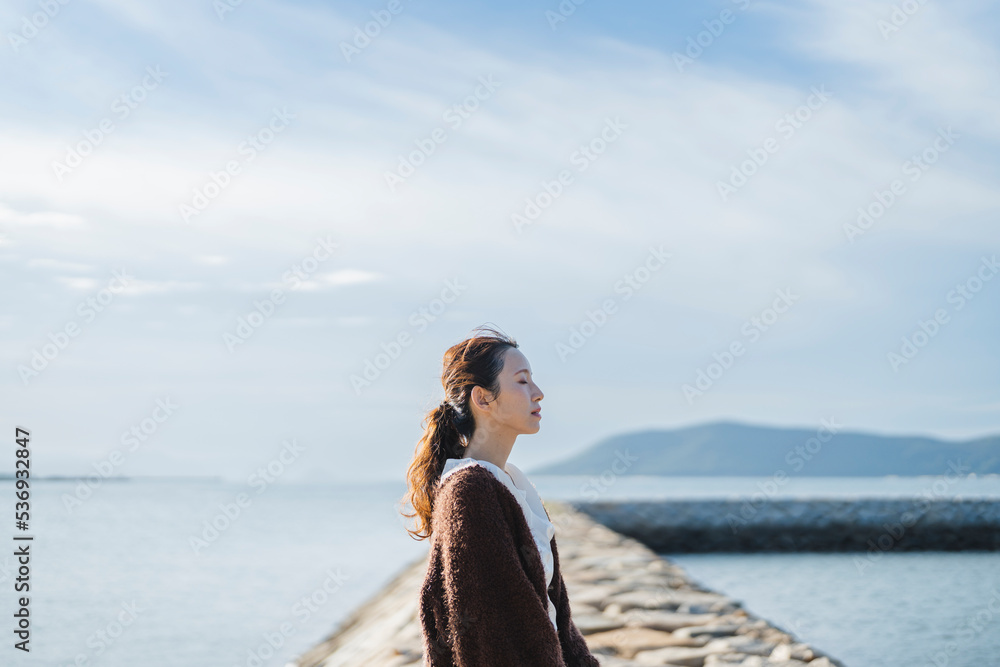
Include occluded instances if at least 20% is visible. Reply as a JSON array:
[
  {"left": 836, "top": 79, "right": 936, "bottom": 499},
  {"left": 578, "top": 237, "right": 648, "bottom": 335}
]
[{"left": 401, "top": 325, "right": 600, "bottom": 667}]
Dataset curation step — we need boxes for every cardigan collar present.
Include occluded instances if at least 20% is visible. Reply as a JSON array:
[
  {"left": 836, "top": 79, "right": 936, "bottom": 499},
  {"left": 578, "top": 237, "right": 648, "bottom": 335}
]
[{"left": 440, "top": 457, "right": 556, "bottom": 550}]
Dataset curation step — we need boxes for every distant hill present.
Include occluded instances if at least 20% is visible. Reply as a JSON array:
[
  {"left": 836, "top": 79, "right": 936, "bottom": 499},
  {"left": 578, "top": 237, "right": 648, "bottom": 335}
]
[{"left": 529, "top": 420, "right": 1000, "bottom": 476}]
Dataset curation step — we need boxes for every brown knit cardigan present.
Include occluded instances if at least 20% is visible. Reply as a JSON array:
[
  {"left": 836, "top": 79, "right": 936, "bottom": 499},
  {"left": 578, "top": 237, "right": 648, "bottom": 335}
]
[{"left": 419, "top": 463, "right": 600, "bottom": 666}]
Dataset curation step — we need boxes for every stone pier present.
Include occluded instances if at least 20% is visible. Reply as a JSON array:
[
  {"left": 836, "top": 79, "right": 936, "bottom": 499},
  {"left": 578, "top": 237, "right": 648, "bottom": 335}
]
[
  {"left": 291, "top": 501, "right": 845, "bottom": 667},
  {"left": 572, "top": 498, "right": 1000, "bottom": 552}
]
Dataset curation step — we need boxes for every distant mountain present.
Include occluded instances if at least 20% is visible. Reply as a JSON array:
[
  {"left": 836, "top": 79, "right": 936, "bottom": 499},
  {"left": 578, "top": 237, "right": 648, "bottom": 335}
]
[{"left": 529, "top": 420, "right": 1000, "bottom": 476}]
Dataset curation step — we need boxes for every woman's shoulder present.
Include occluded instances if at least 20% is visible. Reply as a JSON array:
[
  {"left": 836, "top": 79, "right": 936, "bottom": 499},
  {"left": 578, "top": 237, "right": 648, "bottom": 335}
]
[
  {"left": 430, "top": 465, "right": 530, "bottom": 565},
  {"left": 432, "top": 464, "right": 512, "bottom": 527},
  {"left": 436, "top": 463, "right": 499, "bottom": 504}
]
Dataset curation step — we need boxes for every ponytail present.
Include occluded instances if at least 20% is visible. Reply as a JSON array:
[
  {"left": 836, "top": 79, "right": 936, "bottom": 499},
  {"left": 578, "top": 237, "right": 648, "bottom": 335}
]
[{"left": 400, "top": 325, "right": 517, "bottom": 540}]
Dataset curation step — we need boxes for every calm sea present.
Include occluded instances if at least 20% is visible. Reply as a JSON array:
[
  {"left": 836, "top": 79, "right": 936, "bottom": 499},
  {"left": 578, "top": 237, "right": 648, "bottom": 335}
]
[{"left": 3, "top": 475, "right": 998, "bottom": 667}]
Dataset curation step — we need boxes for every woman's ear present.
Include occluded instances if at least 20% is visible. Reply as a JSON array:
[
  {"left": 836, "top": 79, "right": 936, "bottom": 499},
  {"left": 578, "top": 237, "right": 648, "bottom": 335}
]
[{"left": 470, "top": 385, "right": 492, "bottom": 413}]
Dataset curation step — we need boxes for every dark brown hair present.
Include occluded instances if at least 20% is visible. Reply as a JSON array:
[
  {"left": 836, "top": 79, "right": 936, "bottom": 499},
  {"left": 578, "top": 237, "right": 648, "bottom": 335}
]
[{"left": 400, "top": 324, "right": 518, "bottom": 540}]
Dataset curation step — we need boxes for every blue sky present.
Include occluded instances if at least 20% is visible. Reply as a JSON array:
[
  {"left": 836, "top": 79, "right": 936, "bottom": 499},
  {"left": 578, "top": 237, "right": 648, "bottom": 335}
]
[{"left": 1, "top": 0, "right": 998, "bottom": 482}]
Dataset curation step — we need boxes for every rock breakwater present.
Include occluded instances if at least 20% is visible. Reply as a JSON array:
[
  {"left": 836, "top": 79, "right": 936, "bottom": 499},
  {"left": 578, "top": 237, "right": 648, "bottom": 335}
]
[
  {"left": 571, "top": 498, "right": 1000, "bottom": 552},
  {"left": 292, "top": 501, "right": 845, "bottom": 666}
]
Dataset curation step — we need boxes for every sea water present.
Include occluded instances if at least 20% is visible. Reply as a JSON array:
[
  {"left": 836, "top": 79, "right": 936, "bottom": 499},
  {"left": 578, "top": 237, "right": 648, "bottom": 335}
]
[{"left": 3, "top": 475, "right": 997, "bottom": 667}]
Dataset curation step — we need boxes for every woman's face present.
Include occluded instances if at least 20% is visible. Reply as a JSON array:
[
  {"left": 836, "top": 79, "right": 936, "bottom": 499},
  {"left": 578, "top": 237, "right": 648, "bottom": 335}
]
[{"left": 480, "top": 347, "right": 544, "bottom": 434}]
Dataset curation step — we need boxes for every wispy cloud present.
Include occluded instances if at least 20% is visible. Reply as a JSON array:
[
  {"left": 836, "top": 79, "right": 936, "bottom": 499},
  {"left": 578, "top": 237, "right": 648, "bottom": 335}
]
[
  {"left": 2, "top": 0, "right": 997, "bottom": 479},
  {"left": 27, "top": 258, "right": 95, "bottom": 272},
  {"left": 118, "top": 279, "right": 204, "bottom": 295},
  {"left": 0, "top": 202, "right": 86, "bottom": 228}
]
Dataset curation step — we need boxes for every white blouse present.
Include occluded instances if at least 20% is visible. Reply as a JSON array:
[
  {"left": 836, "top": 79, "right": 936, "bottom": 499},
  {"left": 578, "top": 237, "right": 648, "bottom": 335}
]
[{"left": 440, "top": 456, "right": 559, "bottom": 633}]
